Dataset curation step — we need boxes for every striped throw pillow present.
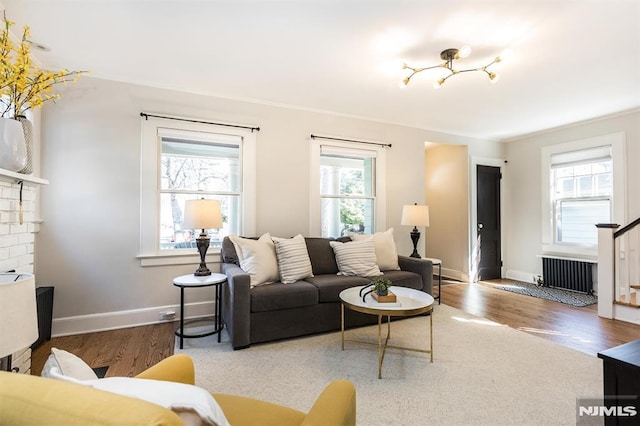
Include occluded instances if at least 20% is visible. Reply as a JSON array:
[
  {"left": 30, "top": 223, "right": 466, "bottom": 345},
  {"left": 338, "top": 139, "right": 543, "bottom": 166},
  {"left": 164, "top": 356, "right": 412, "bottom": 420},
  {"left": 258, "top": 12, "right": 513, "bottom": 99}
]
[
  {"left": 272, "top": 234, "right": 314, "bottom": 284},
  {"left": 330, "top": 238, "right": 382, "bottom": 277}
]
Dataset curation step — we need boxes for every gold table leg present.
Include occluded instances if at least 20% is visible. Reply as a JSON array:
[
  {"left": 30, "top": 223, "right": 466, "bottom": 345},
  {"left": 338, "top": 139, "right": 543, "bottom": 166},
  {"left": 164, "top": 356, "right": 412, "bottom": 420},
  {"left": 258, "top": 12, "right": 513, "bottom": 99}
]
[{"left": 341, "top": 303, "right": 345, "bottom": 351}]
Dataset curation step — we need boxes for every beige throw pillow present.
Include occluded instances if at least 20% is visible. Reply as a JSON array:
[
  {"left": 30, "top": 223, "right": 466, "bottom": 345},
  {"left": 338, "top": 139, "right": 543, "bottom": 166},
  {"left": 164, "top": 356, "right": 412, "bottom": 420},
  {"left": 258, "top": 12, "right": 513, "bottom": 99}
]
[
  {"left": 349, "top": 227, "right": 400, "bottom": 271},
  {"left": 330, "top": 238, "right": 382, "bottom": 277},
  {"left": 229, "top": 233, "right": 279, "bottom": 287},
  {"left": 40, "top": 347, "right": 99, "bottom": 381},
  {"left": 272, "top": 234, "right": 314, "bottom": 284}
]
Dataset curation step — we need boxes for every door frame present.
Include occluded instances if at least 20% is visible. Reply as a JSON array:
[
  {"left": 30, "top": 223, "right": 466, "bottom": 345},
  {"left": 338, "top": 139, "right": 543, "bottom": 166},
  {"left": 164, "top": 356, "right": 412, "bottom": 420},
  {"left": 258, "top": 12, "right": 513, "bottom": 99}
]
[{"left": 469, "top": 156, "right": 507, "bottom": 282}]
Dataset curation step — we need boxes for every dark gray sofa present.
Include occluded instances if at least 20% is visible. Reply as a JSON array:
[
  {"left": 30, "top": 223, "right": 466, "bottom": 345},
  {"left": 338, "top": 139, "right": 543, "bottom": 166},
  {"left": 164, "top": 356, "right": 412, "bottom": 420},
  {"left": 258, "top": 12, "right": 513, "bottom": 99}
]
[{"left": 220, "top": 236, "right": 433, "bottom": 349}]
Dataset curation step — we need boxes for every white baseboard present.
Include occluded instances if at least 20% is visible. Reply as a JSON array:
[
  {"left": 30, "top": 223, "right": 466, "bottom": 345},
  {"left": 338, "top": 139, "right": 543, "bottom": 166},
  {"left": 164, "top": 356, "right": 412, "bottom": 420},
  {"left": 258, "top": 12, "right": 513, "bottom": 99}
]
[
  {"left": 441, "top": 267, "right": 469, "bottom": 283},
  {"left": 613, "top": 304, "right": 640, "bottom": 325},
  {"left": 505, "top": 269, "right": 537, "bottom": 284},
  {"left": 52, "top": 301, "right": 215, "bottom": 337}
]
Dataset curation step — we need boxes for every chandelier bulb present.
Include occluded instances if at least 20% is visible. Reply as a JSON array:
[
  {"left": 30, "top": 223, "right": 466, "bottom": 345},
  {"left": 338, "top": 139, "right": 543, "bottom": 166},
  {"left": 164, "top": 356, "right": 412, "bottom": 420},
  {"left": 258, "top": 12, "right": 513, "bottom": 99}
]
[
  {"left": 457, "top": 45, "right": 471, "bottom": 59},
  {"left": 402, "top": 77, "right": 410, "bottom": 86},
  {"left": 489, "top": 72, "right": 499, "bottom": 83},
  {"left": 433, "top": 78, "right": 445, "bottom": 89}
]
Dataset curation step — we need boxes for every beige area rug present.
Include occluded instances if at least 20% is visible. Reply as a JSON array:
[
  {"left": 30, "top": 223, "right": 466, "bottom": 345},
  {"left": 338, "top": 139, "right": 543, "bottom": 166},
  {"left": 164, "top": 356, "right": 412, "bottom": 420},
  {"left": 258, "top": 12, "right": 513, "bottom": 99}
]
[{"left": 176, "top": 304, "right": 602, "bottom": 426}]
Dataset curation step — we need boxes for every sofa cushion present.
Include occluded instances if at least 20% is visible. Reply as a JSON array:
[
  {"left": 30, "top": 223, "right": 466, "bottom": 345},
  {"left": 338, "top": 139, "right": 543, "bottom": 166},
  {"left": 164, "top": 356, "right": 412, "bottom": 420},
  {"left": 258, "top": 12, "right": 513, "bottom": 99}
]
[
  {"left": 272, "top": 234, "right": 314, "bottom": 284},
  {"left": 304, "top": 237, "right": 350, "bottom": 276},
  {"left": 304, "top": 275, "right": 371, "bottom": 303},
  {"left": 250, "top": 281, "right": 319, "bottom": 312},
  {"left": 330, "top": 239, "right": 382, "bottom": 277},
  {"left": 380, "top": 270, "right": 424, "bottom": 291}
]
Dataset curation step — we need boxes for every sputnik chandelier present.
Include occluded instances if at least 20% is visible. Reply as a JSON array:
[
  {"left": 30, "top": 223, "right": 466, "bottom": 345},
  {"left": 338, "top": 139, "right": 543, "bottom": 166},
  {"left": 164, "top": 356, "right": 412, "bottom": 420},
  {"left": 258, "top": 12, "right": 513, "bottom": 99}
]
[{"left": 402, "top": 46, "right": 504, "bottom": 89}]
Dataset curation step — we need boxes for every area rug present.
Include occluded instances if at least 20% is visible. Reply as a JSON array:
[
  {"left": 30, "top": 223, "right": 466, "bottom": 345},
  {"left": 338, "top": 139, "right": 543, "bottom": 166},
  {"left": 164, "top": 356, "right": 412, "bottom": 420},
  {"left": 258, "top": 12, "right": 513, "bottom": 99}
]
[
  {"left": 491, "top": 281, "right": 598, "bottom": 307},
  {"left": 176, "top": 304, "right": 602, "bottom": 426}
]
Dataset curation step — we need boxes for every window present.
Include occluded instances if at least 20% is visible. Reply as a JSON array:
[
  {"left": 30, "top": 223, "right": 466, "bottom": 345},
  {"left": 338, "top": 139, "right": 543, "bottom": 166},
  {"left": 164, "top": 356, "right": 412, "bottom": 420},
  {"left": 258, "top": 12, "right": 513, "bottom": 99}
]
[
  {"left": 159, "top": 129, "right": 241, "bottom": 250},
  {"left": 310, "top": 141, "right": 386, "bottom": 237},
  {"left": 140, "top": 116, "right": 256, "bottom": 265},
  {"left": 541, "top": 132, "right": 625, "bottom": 257},
  {"left": 551, "top": 147, "right": 612, "bottom": 246}
]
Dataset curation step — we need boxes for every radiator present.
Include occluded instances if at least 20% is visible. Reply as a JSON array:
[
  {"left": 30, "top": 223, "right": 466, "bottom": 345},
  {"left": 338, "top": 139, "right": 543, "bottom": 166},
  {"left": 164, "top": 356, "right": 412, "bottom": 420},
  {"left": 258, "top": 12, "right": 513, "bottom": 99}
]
[{"left": 542, "top": 257, "right": 594, "bottom": 294}]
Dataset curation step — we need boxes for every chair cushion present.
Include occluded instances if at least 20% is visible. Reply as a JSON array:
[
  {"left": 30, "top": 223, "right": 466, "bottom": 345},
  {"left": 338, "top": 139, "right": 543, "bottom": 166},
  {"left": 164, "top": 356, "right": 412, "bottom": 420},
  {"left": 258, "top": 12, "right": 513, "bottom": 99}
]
[
  {"left": 304, "top": 275, "right": 370, "bottom": 303},
  {"left": 213, "top": 393, "right": 305, "bottom": 426},
  {"left": 250, "top": 281, "right": 319, "bottom": 312}
]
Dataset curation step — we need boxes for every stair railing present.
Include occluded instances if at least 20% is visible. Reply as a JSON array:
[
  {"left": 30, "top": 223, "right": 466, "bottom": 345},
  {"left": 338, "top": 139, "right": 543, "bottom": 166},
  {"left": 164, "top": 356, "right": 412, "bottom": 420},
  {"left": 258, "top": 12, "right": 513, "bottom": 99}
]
[{"left": 613, "top": 217, "right": 640, "bottom": 308}]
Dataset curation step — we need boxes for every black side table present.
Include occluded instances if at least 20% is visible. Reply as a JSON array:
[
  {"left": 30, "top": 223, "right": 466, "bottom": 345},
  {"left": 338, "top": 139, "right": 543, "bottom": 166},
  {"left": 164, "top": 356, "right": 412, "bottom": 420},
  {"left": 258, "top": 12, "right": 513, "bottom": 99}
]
[{"left": 173, "top": 273, "right": 226, "bottom": 349}]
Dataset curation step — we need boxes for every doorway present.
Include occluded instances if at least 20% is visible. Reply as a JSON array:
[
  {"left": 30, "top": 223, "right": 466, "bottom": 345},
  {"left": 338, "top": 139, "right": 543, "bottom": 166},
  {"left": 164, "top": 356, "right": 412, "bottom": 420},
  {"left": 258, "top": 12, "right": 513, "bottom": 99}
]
[{"left": 476, "top": 165, "right": 501, "bottom": 280}]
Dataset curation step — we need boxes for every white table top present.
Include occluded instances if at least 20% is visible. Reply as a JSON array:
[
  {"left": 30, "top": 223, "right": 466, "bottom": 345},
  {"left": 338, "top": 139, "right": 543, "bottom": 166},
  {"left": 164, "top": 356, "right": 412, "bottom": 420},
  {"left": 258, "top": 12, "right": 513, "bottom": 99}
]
[
  {"left": 423, "top": 257, "right": 442, "bottom": 265},
  {"left": 340, "top": 286, "right": 434, "bottom": 315},
  {"left": 173, "top": 273, "right": 227, "bottom": 287}
]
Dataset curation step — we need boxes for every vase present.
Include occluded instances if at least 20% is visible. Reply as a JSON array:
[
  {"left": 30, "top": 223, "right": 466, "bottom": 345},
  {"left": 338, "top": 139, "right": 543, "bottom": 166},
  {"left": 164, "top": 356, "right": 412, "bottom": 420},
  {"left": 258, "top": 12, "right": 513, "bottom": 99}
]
[
  {"left": 0, "top": 118, "right": 27, "bottom": 172},
  {"left": 15, "top": 116, "right": 33, "bottom": 175}
]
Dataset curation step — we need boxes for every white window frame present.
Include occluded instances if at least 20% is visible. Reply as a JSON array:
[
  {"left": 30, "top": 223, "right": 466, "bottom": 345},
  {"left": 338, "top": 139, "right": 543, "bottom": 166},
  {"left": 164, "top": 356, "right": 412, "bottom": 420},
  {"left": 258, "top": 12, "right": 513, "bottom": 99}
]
[
  {"left": 541, "top": 132, "right": 626, "bottom": 258},
  {"left": 309, "top": 137, "right": 386, "bottom": 236},
  {"left": 139, "top": 115, "right": 256, "bottom": 266}
]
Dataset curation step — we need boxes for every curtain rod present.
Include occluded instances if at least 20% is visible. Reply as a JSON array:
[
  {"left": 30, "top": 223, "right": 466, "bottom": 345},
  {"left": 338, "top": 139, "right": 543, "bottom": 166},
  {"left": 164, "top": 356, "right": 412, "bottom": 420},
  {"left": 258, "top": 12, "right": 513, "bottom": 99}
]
[
  {"left": 140, "top": 112, "right": 260, "bottom": 132},
  {"left": 310, "top": 134, "right": 391, "bottom": 148}
]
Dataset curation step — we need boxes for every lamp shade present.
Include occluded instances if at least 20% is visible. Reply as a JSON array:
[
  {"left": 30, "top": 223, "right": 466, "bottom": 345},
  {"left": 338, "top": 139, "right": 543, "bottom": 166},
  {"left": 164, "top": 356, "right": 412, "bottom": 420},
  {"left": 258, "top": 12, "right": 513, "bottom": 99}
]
[
  {"left": 0, "top": 273, "right": 38, "bottom": 358},
  {"left": 183, "top": 199, "right": 223, "bottom": 230},
  {"left": 401, "top": 204, "right": 430, "bottom": 227}
]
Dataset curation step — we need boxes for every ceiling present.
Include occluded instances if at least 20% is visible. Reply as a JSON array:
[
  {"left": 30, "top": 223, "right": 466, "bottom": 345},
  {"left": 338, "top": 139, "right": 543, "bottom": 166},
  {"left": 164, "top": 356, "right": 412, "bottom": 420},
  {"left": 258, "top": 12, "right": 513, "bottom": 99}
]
[{"left": 4, "top": 0, "right": 640, "bottom": 141}]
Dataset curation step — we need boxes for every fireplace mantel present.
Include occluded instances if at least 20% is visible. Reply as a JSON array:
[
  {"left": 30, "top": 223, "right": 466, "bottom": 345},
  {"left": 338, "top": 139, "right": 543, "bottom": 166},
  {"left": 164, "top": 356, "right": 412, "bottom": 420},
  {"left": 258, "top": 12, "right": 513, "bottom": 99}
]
[{"left": 0, "top": 168, "right": 48, "bottom": 185}]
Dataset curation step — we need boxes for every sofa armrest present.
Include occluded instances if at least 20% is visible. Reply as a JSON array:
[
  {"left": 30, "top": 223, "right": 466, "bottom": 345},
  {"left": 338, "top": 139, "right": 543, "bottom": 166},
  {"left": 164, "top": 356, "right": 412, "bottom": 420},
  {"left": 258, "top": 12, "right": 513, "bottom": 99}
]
[
  {"left": 221, "top": 262, "right": 252, "bottom": 349},
  {"left": 398, "top": 255, "right": 433, "bottom": 295},
  {"left": 135, "top": 354, "right": 195, "bottom": 385}
]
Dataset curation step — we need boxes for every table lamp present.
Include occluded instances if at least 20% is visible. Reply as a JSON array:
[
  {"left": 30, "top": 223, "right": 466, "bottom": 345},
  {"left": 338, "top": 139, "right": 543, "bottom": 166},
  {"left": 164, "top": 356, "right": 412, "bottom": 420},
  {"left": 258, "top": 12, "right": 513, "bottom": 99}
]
[
  {"left": 401, "top": 203, "right": 430, "bottom": 258},
  {"left": 183, "top": 199, "right": 223, "bottom": 276},
  {"left": 0, "top": 273, "right": 38, "bottom": 372}
]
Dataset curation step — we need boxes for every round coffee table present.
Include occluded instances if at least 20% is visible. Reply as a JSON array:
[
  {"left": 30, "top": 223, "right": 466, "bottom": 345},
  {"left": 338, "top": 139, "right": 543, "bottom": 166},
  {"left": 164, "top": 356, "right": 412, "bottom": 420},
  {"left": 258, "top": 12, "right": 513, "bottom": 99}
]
[{"left": 339, "top": 285, "right": 434, "bottom": 379}]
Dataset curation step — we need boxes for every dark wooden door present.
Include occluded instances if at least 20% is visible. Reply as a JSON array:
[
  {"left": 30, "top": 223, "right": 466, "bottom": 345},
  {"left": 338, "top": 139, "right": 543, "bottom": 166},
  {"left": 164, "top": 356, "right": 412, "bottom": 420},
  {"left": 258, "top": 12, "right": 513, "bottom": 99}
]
[{"left": 477, "top": 165, "right": 501, "bottom": 280}]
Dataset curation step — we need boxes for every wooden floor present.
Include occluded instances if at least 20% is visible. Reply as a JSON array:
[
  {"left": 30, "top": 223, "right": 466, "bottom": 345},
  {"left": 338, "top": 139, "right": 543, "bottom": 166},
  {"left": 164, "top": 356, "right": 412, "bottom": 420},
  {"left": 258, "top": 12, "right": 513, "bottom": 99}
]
[{"left": 31, "top": 280, "right": 640, "bottom": 377}]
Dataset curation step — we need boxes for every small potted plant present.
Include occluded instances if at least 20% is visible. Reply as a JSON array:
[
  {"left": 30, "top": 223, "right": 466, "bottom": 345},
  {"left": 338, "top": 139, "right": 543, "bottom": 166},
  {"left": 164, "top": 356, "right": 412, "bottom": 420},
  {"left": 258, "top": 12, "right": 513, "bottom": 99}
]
[{"left": 371, "top": 276, "right": 392, "bottom": 296}]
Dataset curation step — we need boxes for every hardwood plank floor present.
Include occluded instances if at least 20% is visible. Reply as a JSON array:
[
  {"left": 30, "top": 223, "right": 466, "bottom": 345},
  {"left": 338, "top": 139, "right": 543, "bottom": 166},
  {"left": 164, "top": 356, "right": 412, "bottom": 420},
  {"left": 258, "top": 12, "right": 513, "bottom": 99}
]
[{"left": 31, "top": 280, "right": 640, "bottom": 377}]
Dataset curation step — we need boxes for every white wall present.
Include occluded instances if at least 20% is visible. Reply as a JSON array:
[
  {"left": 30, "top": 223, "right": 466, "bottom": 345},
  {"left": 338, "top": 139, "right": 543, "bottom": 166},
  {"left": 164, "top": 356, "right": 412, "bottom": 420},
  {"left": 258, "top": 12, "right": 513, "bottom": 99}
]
[
  {"left": 504, "top": 110, "right": 640, "bottom": 281},
  {"left": 37, "top": 76, "right": 492, "bottom": 335}
]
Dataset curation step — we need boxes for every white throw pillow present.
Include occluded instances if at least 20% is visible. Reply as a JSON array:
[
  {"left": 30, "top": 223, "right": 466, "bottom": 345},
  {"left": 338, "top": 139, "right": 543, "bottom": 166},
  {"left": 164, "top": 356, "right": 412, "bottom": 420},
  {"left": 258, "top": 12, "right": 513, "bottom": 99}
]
[
  {"left": 349, "top": 227, "right": 400, "bottom": 271},
  {"left": 40, "top": 347, "right": 99, "bottom": 381},
  {"left": 272, "top": 234, "right": 314, "bottom": 284},
  {"left": 86, "top": 377, "right": 230, "bottom": 426},
  {"left": 330, "top": 238, "right": 382, "bottom": 277},
  {"left": 229, "top": 233, "right": 279, "bottom": 287}
]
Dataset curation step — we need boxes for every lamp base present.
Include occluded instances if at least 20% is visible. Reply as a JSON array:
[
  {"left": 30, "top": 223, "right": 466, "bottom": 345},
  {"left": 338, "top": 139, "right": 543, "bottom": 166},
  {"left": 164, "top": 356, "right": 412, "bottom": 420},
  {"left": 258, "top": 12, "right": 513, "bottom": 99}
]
[
  {"left": 194, "top": 231, "right": 212, "bottom": 276},
  {"left": 409, "top": 227, "right": 422, "bottom": 258}
]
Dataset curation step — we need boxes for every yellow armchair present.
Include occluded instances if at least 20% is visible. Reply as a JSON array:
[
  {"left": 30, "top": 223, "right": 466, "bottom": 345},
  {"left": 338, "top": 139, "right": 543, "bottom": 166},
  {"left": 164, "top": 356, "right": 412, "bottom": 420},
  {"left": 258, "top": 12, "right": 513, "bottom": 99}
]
[{"left": 0, "top": 354, "right": 356, "bottom": 426}]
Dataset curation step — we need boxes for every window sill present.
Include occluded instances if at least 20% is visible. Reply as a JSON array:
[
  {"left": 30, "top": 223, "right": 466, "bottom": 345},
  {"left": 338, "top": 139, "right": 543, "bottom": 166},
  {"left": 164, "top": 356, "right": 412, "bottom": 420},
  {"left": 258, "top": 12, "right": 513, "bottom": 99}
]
[
  {"left": 540, "top": 244, "right": 597, "bottom": 261},
  {"left": 138, "top": 250, "right": 221, "bottom": 267}
]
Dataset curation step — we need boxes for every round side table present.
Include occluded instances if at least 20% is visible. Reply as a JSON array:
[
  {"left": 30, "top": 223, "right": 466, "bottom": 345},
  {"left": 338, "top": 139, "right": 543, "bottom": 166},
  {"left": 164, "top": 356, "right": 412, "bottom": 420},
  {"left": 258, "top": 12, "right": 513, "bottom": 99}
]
[{"left": 173, "top": 273, "right": 226, "bottom": 349}]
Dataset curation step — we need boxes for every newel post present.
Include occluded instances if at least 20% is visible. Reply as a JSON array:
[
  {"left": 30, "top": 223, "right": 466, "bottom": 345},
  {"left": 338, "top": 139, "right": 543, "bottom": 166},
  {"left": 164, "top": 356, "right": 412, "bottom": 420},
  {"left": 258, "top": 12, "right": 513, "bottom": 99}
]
[{"left": 596, "top": 223, "right": 619, "bottom": 319}]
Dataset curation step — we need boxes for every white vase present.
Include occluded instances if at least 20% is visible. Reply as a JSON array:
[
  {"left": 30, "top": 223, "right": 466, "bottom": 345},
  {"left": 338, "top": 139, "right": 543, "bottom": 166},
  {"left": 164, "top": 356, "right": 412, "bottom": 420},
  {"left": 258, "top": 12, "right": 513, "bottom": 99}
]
[
  {"left": 16, "top": 116, "right": 33, "bottom": 175},
  {"left": 0, "top": 118, "right": 27, "bottom": 172}
]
